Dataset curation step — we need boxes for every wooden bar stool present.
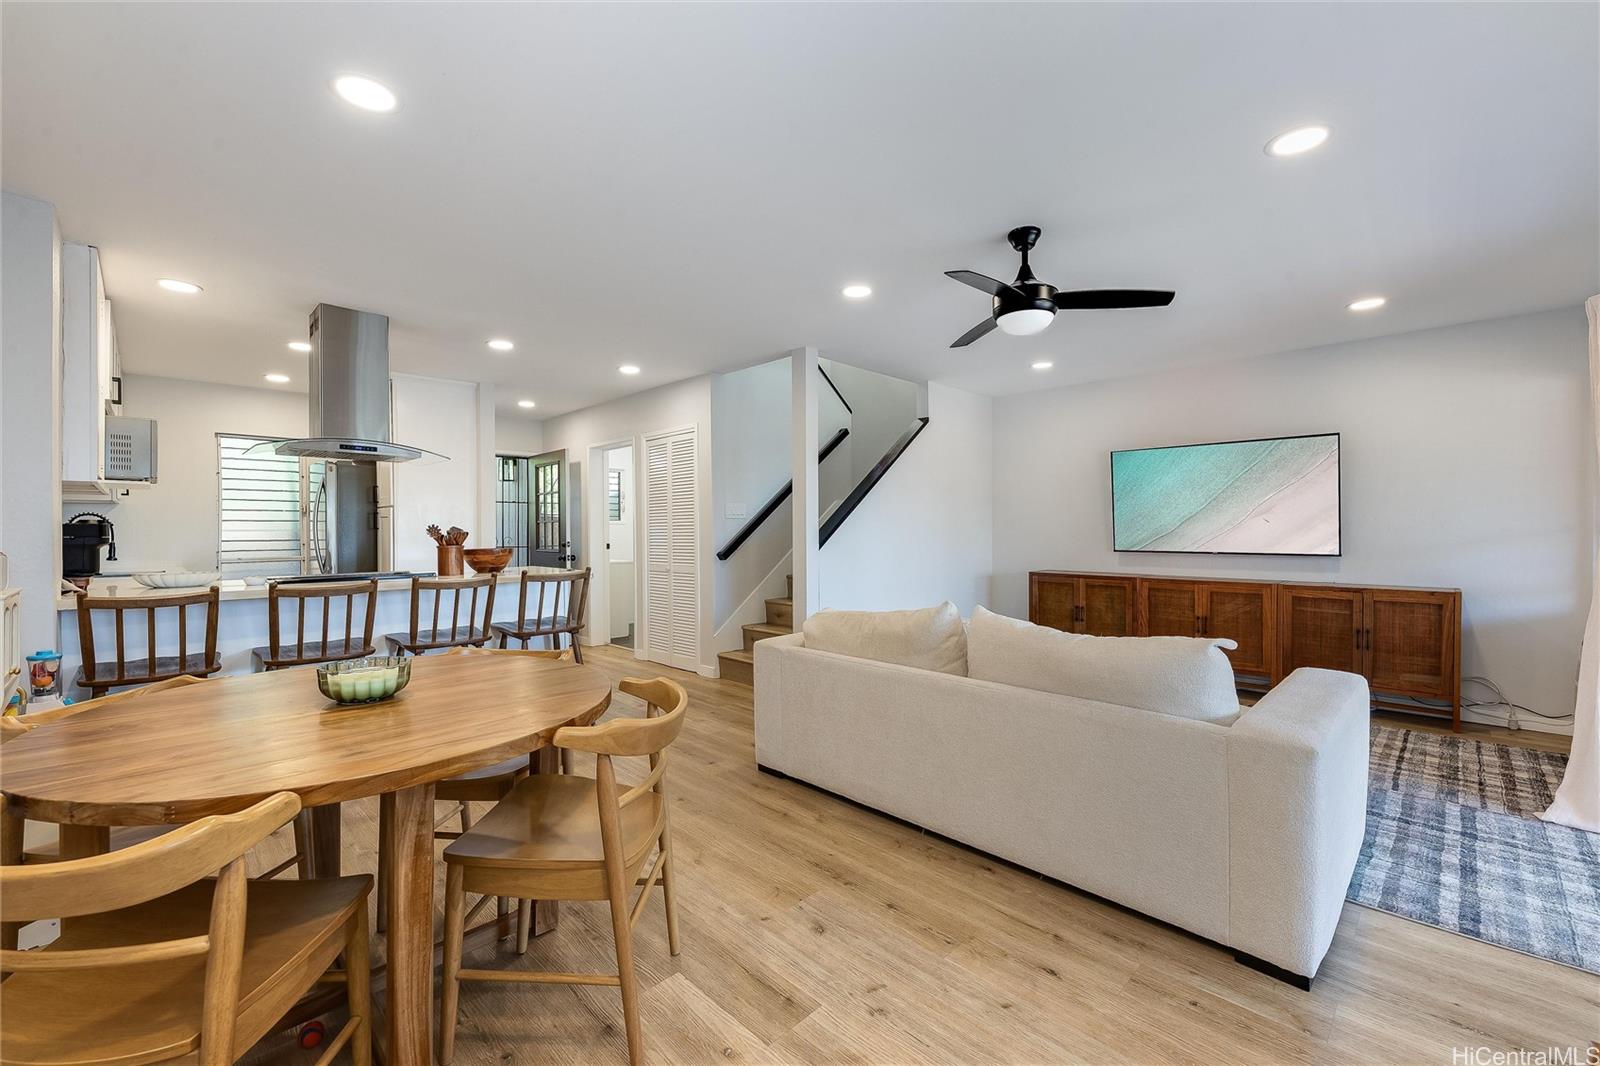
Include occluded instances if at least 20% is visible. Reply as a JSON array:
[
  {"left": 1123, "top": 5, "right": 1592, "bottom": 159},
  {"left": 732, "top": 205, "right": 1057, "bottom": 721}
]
[
  {"left": 73, "top": 587, "right": 222, "bottom": 699},
  {"left": 384, "top": 574, "right": 498, "bottom": 655},
  {"left": 440, "top": 676, "right": 688, "bottom": 1066},
  {"left": 0, "top": 792, "right": 372, "bottom": 1066},
  {"left": 490, "top": 568, "right": 592, "bottom": 661},
  {"left": 251, "top": 578, "right": 379, "bottom": 670}
]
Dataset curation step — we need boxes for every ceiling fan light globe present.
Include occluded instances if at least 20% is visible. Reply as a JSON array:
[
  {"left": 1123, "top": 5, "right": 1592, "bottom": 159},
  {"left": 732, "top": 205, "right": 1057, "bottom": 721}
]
[{"left": 996, "top": 308, "right": 1054, "bottom": 336}]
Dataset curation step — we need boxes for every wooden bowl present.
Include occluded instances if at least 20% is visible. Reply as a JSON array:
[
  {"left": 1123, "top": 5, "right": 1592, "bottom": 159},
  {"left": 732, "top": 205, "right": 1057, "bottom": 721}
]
[{"left": 462, "top": 547, "right": 515, "bottom": 574}]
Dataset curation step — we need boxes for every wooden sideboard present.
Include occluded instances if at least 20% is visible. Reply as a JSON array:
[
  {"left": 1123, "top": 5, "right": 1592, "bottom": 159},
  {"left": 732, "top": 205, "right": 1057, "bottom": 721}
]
[{"left": 1028, "top": 571, "right": 1462, "bottom": 730}]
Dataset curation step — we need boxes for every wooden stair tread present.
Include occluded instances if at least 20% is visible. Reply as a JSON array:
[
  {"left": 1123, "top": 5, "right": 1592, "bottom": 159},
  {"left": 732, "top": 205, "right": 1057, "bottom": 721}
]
[
  {"left": 742, "top": 623, "right": 790, "bottom": 638},
  {"left": 766, "top": 597, "right": 791, "bottom": 607},
  {"left": 718, "top": 649, "right": 754, "bottom": 664}
]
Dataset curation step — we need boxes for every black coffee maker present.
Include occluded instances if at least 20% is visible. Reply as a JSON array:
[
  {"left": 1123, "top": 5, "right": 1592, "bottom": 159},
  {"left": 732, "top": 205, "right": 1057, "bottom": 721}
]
[{"left": 63, "top": 512, "right": 117, "bottom": 578}]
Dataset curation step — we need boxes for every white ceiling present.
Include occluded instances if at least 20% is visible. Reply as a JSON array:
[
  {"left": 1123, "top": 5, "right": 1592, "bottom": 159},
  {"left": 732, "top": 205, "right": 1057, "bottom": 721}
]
[{"left": 4, "top": 2, "right": 1596, "bottom": 419}]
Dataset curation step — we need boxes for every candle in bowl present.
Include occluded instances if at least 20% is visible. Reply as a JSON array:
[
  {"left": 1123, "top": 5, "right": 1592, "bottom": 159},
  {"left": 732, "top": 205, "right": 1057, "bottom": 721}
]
[{"left": 318, "top": 656, "right": 411, "bottom": 705}]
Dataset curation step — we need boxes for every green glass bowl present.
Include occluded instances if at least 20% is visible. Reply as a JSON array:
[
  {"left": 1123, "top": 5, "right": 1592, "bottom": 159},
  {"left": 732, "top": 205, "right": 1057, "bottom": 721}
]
[{"left": 317, "top": 656, "right": 411, "bottom": 705}]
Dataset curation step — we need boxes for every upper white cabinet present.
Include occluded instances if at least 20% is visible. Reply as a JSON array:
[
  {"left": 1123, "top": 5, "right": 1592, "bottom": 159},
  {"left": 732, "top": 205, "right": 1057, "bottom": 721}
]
[{"left": 61, "top": 242, "right": 115, "bottom": 484}]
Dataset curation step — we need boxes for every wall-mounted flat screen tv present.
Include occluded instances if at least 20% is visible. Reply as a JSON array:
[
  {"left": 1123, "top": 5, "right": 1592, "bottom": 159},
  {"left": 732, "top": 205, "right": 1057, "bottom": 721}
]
[{"left": 1111, "top": 433, "right": 1340, "bottom": 556}]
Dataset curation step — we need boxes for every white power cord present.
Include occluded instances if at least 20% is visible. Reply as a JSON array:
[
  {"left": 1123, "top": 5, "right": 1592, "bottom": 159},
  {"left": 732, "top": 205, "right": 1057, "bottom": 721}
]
[{"left": 1459, "top": 675, "right": 1574, "bottom": 731}]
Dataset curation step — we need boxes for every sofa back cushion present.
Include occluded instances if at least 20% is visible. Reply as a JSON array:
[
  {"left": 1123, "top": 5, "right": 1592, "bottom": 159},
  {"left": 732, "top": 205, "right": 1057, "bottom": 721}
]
[
  {"left": 967, "top": 606, "right": 1240, "bottom": 723},
  {"left": 801, "top": 602, "right": 967, "bottom": 675}
]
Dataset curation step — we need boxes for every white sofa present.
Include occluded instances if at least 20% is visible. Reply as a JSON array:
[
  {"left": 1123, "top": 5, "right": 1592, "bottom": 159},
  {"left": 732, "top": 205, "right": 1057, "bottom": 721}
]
[{"left": 753, "top": 612, "right": 1370, "bottom": 983}]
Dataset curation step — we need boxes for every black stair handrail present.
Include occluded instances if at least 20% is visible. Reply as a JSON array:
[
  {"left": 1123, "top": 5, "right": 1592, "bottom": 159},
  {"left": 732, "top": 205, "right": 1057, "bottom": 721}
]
[
  {"left": 715, "top": 427, "right": 850, "bottom": 561},
  {"left": 819, "top": 417, "right": 929, "bottom": 548}
]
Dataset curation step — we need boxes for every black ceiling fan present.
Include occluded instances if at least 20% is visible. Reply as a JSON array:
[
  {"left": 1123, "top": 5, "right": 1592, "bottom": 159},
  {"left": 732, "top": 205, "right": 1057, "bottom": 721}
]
[{"left": 945, "top": 226, "right": 1175, "bottom": 348}]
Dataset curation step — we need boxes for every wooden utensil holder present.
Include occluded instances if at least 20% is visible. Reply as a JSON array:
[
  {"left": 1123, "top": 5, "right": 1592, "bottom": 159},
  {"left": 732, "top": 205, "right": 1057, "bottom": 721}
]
[{"left": 437, "top": 544, "right": 464, "bottom": 577}]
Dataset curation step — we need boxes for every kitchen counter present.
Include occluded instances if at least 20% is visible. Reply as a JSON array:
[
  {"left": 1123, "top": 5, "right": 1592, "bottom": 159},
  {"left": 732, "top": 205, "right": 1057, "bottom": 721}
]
[
  {"left": 54, "top": 566, "right": 568, "bottom": 610},
  {"left": 51, "top": 565, "right": 580, "bottom": 696}
]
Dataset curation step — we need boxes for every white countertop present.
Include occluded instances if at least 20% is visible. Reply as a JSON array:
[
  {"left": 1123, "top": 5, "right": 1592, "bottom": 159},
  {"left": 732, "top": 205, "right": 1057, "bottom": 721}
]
[{"left": 55, "top": 566, "right": 569, "bottom": 611}]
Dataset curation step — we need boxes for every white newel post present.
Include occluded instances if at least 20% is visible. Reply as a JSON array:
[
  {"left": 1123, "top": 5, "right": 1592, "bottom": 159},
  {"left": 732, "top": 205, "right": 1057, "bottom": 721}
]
[
  {"left": 791, "top": 347, "right": 820, "bottom": 624},
  {"left": 1542, "top": 294, "right": 1600, "bottom": 833}
]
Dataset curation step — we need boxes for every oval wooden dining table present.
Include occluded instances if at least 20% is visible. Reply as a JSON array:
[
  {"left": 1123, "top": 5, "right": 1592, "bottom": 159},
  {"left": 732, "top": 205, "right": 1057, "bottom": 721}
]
[{"left": 1, "top": 652, "right": 612, "bottom": 1065}]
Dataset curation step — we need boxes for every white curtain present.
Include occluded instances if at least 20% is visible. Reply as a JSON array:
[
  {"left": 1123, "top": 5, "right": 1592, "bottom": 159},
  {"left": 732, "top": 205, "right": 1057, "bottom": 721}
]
[{"left": 1542, "top": 294, "right": 1600, "bottom": 833}]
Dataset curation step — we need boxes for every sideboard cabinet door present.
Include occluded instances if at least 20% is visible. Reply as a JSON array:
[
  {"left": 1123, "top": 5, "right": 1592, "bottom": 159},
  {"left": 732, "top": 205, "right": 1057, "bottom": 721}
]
[
  {"left": 1364, "top": 589, "right": 1458, "bottom": 702},
  {"left": 1279, "top": 587, "right": 1365, "bottom": 676},
  {"left": 1202, "top": 582, "right": 1276, "bottom": 679},
  {"left": 1030, "top": 573, "right": 1079, "bottom": 632},
  {"left": 1139, "top": 579, "right": 1200, "bottom": 637},
  {"left": 1081, "top": 577, "right": 1136, "bottom": 636}
]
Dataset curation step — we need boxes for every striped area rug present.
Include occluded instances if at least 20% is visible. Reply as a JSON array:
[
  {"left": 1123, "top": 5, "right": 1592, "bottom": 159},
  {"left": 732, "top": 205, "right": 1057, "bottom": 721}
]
[{"left": 1349, "top": 725, "right": 1599, "bottom": 974}]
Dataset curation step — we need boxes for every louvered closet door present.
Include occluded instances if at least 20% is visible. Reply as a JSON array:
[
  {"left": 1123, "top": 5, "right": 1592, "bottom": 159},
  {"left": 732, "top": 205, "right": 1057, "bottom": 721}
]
[{"left": 644, "top": 427, "right": 700, "bottom": 671}]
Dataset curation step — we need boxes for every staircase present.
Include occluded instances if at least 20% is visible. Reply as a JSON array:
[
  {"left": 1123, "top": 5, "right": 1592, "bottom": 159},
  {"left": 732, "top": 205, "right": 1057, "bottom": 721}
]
[{"left": 717, "top": 574, "right": 793, "bottom": 686}]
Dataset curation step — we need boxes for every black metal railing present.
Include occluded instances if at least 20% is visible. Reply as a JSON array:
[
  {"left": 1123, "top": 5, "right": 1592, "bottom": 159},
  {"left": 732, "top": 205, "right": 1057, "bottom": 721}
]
[
  {"left": 819, "top": 417, "right": 929, "bottom": 547},
  {"left": 715, "top": 427, "right": 849, "bottom": 561}
]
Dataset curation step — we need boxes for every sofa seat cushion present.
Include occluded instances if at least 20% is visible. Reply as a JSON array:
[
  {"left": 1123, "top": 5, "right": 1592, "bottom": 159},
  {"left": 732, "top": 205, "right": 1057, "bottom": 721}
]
[
  {"left": 801, "top": 602, "right": 967, "bottom": 675},
  {"left": 967, "top": 606, "right": 1240, "bottom": 723}
]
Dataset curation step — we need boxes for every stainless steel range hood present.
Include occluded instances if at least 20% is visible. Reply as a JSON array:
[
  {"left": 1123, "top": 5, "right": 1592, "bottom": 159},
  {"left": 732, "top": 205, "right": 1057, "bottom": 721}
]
[{"left": 260, "top": 304, "right": 444, "bottom": 463}]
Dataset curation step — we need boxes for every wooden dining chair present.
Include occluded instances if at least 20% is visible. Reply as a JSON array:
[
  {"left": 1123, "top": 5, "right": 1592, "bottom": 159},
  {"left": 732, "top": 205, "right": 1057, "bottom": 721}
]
[
  {"left": 73, "top": 586, "right": 223, "bottom": 699},
  {"left": 0, "top": 791, "right": 372, "bottom": 1066},
  {"left": 490, "top": 568, "right": 592, "bottom": 661},
  {"left": 252, "top": 578, "right": 379, "bottom": 670},
  {"left": 440, "top": 676, "right": 688, "bottom": 1066},
  {"left": 384, "top": 574, "right": 498, "bottom": 655},
  {"left": 3, "top": 676, "right": 315, "bottom": 882},
  {"left": 373, "top": 646, "right": 578, "bottom": 934}
]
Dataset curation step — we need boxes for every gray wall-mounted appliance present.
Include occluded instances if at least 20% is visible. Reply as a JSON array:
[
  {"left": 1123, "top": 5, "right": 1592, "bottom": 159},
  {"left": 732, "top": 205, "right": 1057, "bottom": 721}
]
[{"left": 104, "top": 416, "right": 158, "bottom": 482}]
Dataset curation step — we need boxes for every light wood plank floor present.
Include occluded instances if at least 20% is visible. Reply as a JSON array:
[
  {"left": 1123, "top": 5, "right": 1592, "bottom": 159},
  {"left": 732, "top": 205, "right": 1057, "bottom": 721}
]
[{"left": 245, "top": 645, "right": 1597, "bottom": 1065}]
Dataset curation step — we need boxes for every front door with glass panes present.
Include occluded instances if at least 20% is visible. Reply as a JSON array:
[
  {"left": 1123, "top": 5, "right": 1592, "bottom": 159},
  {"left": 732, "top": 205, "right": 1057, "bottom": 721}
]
[{"left": 527, "top": 449, "right": 572, "bottom": 568}]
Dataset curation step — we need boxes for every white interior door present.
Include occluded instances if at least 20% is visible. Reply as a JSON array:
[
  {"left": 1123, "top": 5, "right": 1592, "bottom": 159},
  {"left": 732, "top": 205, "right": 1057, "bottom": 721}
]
[{"left": 643, "top": 427, "right": 699, "bottom": 671}]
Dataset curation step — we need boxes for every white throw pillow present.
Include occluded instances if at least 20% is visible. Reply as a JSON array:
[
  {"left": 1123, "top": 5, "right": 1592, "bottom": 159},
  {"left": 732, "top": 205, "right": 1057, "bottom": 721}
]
[
  {"left": 802, "top": 602, "right": 968, "bottom": 675},
  {"left": 966, "top": 606, "right": 1240, "bottom": 723}
]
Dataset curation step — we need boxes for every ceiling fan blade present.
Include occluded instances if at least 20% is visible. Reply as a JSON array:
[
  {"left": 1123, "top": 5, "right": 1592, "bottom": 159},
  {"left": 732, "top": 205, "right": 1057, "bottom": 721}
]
[
  {"left": 1051, "top": 289, "right": 1176, "bottom": 309},
  {"left": 949, "top": 317, "right": 998, "bottom": 348},
  {"left": 946, "top": 270, "right": 1024, "bottom": 299}
]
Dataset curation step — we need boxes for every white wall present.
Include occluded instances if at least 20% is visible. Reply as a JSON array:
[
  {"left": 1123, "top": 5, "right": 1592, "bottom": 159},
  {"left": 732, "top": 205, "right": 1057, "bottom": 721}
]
[
  {"left": 1, "top": 192, "right": 64, "bottom": 650},
  {"left": 79, "top": 375, "right": 307, "bottom": 574},
  {"left": 711, "top": 357, "right": 793, "bottom": 628},
  {"left": 707, "top": 356, "right": 908, "bottom": 633},
  {"left": 93, "top": 373, "right": 502, "bottom": 578},
  {"left": 820, "top": 358, "right": 923, "bottom": 486},
  {"left": 390, "top": 373, "right": 492, "bottom": 571},
  {"left": 496, "top": 416, "right": 544, "bottom": 455},
  {"left": 541, "top": 376, "right": 715, "bottom": 672},
  {"left": 991, "top": 307, "right": 1593, "bottom": 732},
  {"left": 818, "top": 382, "right": 994, "bottom": 616}
]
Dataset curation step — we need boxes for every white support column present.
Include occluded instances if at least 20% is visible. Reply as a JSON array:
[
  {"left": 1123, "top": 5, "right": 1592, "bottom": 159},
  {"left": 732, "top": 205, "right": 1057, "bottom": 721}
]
[
  {"left": 791, "top": 347, "right": 820, "bottom": 623},
  {"left": 1, "top": 192, "right": 63, "bottom": 653}
]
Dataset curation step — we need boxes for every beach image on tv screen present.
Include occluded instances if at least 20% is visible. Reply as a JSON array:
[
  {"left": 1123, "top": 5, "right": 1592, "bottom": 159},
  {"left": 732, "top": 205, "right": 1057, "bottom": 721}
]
[{"left": 1111, "top": 435, "right": 1339, "bottom": 555}]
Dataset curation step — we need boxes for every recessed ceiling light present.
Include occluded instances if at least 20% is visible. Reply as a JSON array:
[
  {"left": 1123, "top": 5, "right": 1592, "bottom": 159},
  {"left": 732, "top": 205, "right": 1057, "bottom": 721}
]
[
  {"left": 1265, "top": 124, "right": 1330, "bottom": 157},
  {"left": 333, "top": 75, "right": 397, "bottom": 113},
  {"left": 287, "top": 341, "right": 311, "bottom": 352},
  {"left": 618, "top": 364, "right": 641, "bottom": 376},
  {"left": 487, "top": 338, "right": 515, "bottom": 352},
  {"left": 157, "top": 278, "right": 202, "bottom": 294},
  {"left": 1031, "top": 360, "right": 1054, "bottom": 370},
  {"left": 1347, "top": 296, "right": 1387, "bottom": 312},
  {"left": 263, "top": 373, "right": 291, "bottom": 384},
  {"left": 517, "top": 399, "right": 537, "bottom": 409},
  {"left": 841, "top": 284, "right": 873, "bottom": 299}
]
